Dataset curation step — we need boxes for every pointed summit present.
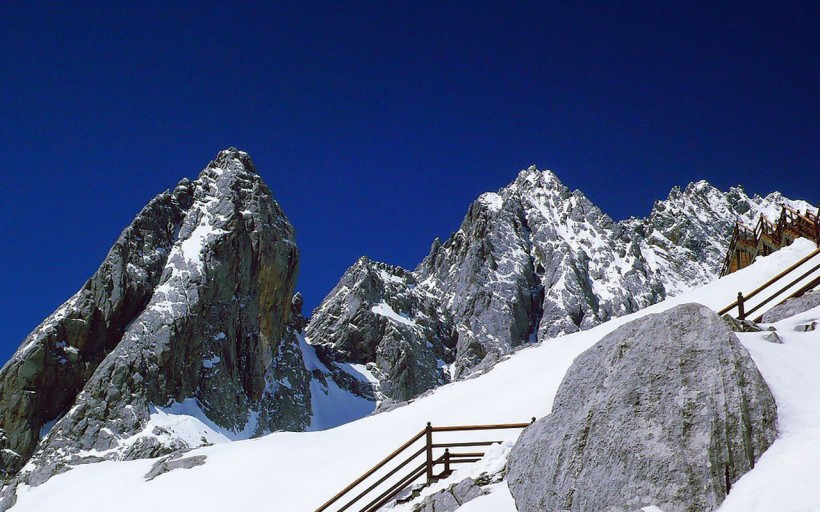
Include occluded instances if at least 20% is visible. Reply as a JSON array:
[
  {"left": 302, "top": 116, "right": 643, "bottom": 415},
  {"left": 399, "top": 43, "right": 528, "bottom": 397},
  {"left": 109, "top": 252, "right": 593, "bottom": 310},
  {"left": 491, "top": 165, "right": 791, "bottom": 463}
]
[
  {"left": 208, "top": 147, "right": 257, "bottom": 176},
  {"left": 0, "top": 150, "right": 362, "bottom": 494},
  {"left": 513, "top": 165, "right": 565, "bottom": 191}
]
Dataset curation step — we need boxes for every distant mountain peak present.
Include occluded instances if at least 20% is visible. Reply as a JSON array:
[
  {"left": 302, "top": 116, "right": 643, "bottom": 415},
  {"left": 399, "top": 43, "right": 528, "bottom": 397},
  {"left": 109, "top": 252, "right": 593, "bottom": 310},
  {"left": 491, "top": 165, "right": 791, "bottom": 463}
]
[{"left": 209, "top": 146, "right": 257, "bottom": 175}]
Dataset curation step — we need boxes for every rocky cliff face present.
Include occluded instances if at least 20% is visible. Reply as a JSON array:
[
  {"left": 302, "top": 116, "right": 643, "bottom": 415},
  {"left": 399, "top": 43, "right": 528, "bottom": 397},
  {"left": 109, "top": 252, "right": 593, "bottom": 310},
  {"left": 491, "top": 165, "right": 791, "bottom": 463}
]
[
  {"left": 307, "top": 257, "right": 456, "bottom": 402},
  {"left": 626, "top": 181, "right": 813, "bottom": 295},
  {"left": 507, "top": 303, "right": 778, "bottom": 512},
  {"left": 0, "top": 149, "right": 373, "bottom": 494},
  {"left": 0, "top": 177, "right": 191, "bottom": 479},
  {"left": 309, "top": 167, "right": 812, "bottom": 402}
]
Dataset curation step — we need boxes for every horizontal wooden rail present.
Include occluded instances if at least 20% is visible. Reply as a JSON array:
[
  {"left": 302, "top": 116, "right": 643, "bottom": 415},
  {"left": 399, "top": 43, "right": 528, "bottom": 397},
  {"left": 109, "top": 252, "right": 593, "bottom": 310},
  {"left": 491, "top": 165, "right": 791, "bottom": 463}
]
[
  {"left": 316, "top": 419, "right": 535, "bottom": 512},
  {"left": 315, "top": 427, "right": 428, "bottom": 512},
  {"left": 431, "top": 441, "right": 499, "bottom": 449},
  {"left": 431, "top": 421, "right": 534, "bottom": 432},
  {"left": 717, "top": 247, "right": 820, "bottom": 316},
  {"left": 751, "top": 275, "right": 820, "bottom": 323},
  {"left": 742, "top": 261, "right": 820, "bottom": 320}
]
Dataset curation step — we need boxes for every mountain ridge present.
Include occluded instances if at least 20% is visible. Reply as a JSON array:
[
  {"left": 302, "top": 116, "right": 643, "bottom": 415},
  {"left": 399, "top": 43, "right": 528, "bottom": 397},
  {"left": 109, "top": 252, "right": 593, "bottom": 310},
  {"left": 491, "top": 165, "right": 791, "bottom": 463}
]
[{"left": 308, "top": 165, "right": 814, "bottom": 404}]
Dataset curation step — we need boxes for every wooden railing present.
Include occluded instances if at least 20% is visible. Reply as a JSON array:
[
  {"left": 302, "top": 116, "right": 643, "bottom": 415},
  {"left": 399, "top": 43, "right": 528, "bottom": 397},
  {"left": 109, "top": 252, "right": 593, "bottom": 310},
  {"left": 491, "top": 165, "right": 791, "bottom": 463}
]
[
  {"left": 315, "top": 420, "right": 534, "bottom": 512},
  {"left": 720, "top": 205, "right": 820, "bottom": 277},
  {"left": 718, "top": 247, "right": 820, "bottom": 322}
]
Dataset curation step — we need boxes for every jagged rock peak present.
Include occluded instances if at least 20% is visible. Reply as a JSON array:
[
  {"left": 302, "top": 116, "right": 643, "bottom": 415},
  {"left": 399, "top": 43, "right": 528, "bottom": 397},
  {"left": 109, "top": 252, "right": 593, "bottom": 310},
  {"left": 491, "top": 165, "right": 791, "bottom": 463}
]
[
  {"left": 209, "top": 146, "right": 257, "bottom": 175},
  {"left": 476, "top": 166, "right": 568, "bottom": 208},
  {"left": 512, "top": 165, "right": 565, "bottom": 191},
  {"left": 0, "top": 149, "right": 341, "bottom": 495},
  {"left": 307, "top": 256, "right": 455, "bottom": 402}
]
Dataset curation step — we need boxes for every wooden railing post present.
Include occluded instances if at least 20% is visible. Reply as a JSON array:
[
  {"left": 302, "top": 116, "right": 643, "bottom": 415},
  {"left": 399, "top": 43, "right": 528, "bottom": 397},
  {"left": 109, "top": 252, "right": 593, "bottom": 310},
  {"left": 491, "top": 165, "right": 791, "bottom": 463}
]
[
  {"left": 425, "top": 422, "right": 433, "bottom": 485},
  {"left": 443, "top": 449, "right": 450, "bottom": 475},
  {"left": 737, "top": 292, "right": 745, "bottom": 320}
]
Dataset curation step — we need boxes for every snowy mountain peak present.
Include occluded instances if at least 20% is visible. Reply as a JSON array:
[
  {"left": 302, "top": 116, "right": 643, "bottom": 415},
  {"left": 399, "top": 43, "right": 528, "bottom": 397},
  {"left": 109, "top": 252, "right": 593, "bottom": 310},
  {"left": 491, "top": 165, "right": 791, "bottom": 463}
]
[
  {"left": 209, "top": 146, "right": 257, "bottom": 175},
  {"left": 0, "top": 150, "right": 369, "bottom": 492},
  {"left": 513, "top": 165, "right": 565, "bottom": 192}
]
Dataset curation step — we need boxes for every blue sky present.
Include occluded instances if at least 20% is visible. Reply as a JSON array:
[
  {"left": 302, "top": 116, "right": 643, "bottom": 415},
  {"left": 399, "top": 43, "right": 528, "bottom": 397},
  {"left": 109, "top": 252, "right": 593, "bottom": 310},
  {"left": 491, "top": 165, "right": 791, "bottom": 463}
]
[{"left": 1, "top": 1, "right": 817, "bottom": 363}]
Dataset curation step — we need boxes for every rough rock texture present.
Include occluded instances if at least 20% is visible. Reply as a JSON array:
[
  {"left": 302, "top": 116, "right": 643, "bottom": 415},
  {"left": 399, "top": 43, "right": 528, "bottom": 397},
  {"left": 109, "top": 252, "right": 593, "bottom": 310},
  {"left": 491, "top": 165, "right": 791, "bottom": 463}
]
[
  {"left": 0, "top": 182, "right": 189, "bottom": 477},
  {"left": 412, "top": 477, "right": 486, "bottom": 512},
  {"left": 625, "top": 183, "right": 814, "bottom": 296},
  {"left": 0, "top": 149, "right": 373, "bottom": 498},
  {"left": 144, "top": 452, "right": 207, "bottom": 481},
  {"left": 20, "top": 148, "right": 300, "bottom": 473},
  {"left": 794, "top": 321, "right": 817, "bottom": 332},
  {"left": 307, "top": 257, "right": 457, "bottom": 401},
  {"left": 507, "top": 303, "right": 778, "bottom": 512},
  {"left": 310, "top": 166, "right": 811, "bottom": 400},
  {"left": 722, "top": 315, "right": 763, "bottom": 333},
  {"left": 761, "top": 291, "right": 820, "bottom": 323}
]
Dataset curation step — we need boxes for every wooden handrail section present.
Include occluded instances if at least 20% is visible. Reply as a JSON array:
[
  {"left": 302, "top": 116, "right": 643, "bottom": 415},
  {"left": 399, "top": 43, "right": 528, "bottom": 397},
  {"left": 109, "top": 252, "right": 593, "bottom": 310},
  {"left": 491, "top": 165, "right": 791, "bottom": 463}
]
[
  {"left": 718, "top": 248, "right": 820, "bottom": 322},
  {"left": 315, "top": 427, "right": 428, "bottom": 512},
  {"left": 720, "top": 204, "right": 820, "bottom": 277},
  {"left": 717, "top": 248, "right": 820, "bottom": 315},
  {"left": 315, "top": 420, "right": 534, "bottom": 512}
]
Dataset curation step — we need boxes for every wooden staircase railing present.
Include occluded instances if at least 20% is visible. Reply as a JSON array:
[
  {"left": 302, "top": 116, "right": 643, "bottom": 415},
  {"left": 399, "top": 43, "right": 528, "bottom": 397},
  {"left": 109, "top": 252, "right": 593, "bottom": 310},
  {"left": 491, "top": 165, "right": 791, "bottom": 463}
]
[
  {"left": 720, "top": 204, "right": 820, "bottom": 277},
  {"left": 315, "top": 420, "right": 534, "bottom": 512},
  {"left": 718, "top": 247, "right": 820, "bottom": 322}
]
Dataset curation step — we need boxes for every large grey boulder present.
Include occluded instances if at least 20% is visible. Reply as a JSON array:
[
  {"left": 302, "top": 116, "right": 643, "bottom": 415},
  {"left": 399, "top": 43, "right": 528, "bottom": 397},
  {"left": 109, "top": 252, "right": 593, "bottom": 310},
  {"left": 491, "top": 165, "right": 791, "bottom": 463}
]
[{"left": 507, "top": 303, "right": 778, "bottom": 512}]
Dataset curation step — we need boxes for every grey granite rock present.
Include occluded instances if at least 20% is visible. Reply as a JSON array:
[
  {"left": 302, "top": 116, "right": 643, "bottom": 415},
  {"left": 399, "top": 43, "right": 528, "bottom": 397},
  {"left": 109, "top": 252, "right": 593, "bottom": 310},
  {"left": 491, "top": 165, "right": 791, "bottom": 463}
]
[
  {"left": 144, "top": 452, "right": 207, "bottom": 481},
  {"left": 413, "top": 477, "right": 487, "bottom": 512},
  {"left": 307, "top": 258, "right": 456, "bottom": 401},
  {"left": 0, "top": 180, "right": 189, "bottom": 476},
  {"left": 507, "top": 303, "right": 778, "bottom": 512},
  {"left": 762, "top": 291, "right": 820, "bottom": 323},
  {"left": 722, "top": 314, "right": 763, "bottom": 333}
]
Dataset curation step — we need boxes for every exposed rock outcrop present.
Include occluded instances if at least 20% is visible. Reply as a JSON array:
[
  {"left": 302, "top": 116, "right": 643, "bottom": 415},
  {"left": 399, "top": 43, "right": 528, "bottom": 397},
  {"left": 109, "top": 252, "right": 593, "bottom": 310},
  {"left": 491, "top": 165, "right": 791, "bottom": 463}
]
[
  {"left": 144, "top": 452, "right": 207, "bottom": 481},
  {"left": 412, "top": 477, "right": 486, "bottom": 512},
  {"left": 307, "top": 258, "right": 456, "bottom": 401},
  {"left": 0, "top": 173, "right": 191, "bottom": 478},
  {"left": 507, "top": 303, "right": 778, "bottom": 512},
  {"left": 761, "top": 291, "right": 820, "bottom": 323}
]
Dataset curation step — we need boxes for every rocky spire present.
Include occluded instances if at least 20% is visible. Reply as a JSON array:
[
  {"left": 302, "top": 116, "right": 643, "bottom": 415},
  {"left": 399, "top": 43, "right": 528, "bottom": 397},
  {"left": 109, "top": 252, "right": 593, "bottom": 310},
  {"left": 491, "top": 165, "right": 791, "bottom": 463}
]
[{"left": 0, "top": 150, "right": 372, "bottom": 496}]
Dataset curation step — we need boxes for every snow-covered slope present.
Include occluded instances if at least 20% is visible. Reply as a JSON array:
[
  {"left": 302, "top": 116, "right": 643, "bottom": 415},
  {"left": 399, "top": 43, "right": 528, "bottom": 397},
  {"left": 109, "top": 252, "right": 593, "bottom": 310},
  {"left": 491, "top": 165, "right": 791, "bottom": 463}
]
[{"left": 7, "top": 239, "right": 819, "bottom": 512}]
